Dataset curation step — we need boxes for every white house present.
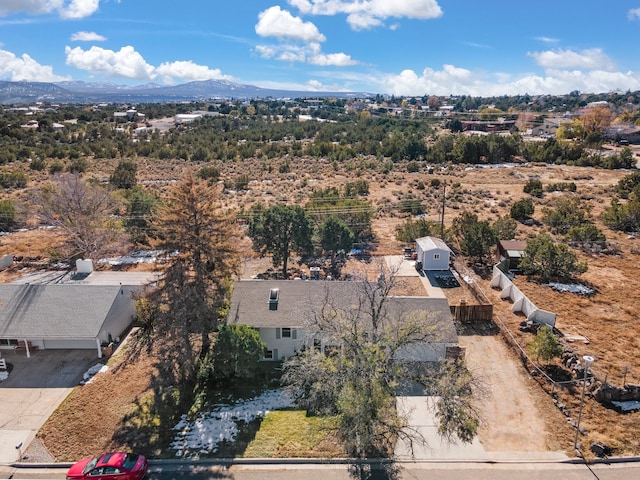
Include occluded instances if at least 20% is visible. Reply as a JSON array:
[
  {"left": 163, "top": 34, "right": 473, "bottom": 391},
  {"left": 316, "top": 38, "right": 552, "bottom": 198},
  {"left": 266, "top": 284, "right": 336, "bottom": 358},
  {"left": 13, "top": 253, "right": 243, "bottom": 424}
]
[
  {"left": 0, "top": 284, "right": 139, "bottom": 358},
  {"left": 415, "top": 236, "right": 452, "bottom": 271},
  {"left": 227, "top": 280, "right": 458, "bottom": 362},
  {"left": 0, "top": 266, "right": 157, "bottom": 358}
]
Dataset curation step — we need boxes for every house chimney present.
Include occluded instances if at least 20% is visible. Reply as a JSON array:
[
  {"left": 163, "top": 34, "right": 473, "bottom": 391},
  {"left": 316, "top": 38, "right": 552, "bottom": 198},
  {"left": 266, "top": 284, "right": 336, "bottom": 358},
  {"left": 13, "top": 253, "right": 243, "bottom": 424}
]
[{"left": 76, "top": 258, "right": 93, "bottom": 274}]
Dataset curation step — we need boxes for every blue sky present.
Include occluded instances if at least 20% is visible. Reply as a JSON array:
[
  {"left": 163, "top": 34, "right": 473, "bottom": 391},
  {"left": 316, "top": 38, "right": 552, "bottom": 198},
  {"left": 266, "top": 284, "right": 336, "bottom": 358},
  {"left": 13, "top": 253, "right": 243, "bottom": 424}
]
[{"left": 1, "top": 0, "right": 640, "bottom": 96}]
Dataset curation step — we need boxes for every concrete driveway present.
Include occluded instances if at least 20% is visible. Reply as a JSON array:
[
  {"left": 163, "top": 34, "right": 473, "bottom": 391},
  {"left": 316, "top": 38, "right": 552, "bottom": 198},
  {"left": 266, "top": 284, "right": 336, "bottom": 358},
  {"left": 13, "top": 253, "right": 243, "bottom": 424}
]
[
  {"left": 0, "top": 349, "right": 98, "bottom": 464},
  {"left": 395, "top": 396, "right": 568, "bottom": 462},
  {"left": 384, "top": 255, "right": 446, "bottom": 298}
]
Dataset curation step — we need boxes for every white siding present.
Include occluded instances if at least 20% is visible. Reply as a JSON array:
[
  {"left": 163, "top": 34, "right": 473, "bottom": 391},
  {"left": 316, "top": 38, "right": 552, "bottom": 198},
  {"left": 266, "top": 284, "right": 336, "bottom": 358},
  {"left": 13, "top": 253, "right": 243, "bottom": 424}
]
[
  {"left": 97, "top": 286, "right": 137, "bottom": 344},
  {"left": 415, "top": 237, "right": 451, "bottom": 270},
  {"left": 420, "top": 248, "right": 449, "bottom": 270},
  {"left": 258, "top": 327, "right": 306, "bottom": 361}
]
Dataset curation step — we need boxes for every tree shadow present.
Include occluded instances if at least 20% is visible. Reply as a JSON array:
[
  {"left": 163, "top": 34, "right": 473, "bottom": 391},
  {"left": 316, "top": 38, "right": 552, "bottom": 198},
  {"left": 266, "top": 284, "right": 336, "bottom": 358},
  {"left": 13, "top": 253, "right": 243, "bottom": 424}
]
[{"left": 348, "top": 461, "right": 401, "bottom": 480}]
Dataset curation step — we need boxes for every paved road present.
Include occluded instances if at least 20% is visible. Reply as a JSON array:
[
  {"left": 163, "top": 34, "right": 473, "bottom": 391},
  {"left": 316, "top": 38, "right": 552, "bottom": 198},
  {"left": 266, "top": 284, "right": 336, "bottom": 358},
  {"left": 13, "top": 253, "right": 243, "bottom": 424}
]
[{"left": 2, "top": 461, "right": 640, "bottom": 480}]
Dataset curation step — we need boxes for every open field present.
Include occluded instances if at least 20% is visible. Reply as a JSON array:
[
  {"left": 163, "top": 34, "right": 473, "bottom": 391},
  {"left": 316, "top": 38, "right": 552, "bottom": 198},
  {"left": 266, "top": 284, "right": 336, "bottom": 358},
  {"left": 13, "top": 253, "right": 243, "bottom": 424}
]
[{"left": 2, "top": 151, "right": 640, "bottom": 459}]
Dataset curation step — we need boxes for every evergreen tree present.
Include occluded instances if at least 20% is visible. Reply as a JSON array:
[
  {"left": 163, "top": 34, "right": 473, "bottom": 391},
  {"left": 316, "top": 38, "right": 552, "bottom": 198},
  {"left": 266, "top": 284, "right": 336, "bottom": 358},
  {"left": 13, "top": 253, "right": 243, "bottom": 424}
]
[
  {"left": 148, "top": 174, "right": 241, "bottom": 380},
  {"left": 527, "top": 326, "right": 564, "bottom": 363},
  {"left": 248, "top": 204, "right": 313, "bottom": 277}
]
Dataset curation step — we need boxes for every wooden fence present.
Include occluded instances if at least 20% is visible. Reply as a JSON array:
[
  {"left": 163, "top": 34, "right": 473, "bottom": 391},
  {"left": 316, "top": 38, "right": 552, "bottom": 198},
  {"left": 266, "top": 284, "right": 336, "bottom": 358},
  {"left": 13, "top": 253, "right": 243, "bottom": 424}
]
[{"left": 450, "top": 303, "right": 494, "bottom": 322}]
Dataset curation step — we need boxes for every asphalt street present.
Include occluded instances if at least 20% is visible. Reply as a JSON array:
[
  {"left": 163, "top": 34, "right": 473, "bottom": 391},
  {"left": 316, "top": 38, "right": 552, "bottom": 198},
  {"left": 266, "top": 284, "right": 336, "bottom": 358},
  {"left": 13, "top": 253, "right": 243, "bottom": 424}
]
[{"left": 2, "top": 460, "right": 640, "bottom": 480}]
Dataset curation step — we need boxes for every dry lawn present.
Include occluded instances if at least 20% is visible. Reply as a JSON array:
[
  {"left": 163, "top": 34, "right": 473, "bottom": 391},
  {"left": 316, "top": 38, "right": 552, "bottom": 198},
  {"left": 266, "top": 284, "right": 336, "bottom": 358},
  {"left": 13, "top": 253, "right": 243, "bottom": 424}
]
[{"left": 3, "top": 149, "right": 640, "bottom": 459}]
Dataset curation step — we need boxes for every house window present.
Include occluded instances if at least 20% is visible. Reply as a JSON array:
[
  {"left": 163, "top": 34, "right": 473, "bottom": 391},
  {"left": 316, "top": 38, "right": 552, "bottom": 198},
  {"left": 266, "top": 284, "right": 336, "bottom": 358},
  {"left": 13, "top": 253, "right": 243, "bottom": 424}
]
[
  {"left": 313, "top": 338, "right": 322, "bottom": 352},
  {"left": 434, "top": 253, "right": 440, "bottom": 260},
  {"left": 282, "top": 327, "right": 291, "bottom": 338},
  {"left": 263, "top": 348, "right": 279, "bottom": 360}
]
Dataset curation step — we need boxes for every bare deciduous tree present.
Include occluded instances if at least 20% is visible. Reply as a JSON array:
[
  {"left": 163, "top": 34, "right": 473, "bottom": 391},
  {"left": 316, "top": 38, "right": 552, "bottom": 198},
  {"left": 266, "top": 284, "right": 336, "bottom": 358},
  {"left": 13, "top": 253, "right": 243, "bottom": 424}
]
[
  {"left": 37, "top": 173, "right": 124, "bottom": 259},
  {"left": 283, "top": 263, "right": 480, "bottom": 458}
]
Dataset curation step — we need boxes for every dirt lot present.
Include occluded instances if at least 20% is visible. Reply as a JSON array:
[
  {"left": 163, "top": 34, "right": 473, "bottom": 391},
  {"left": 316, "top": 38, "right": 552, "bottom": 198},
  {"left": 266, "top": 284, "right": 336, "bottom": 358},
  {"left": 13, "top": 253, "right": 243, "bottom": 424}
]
[{"left": 2, "top": 159, "right": 639, "bottom": 460}]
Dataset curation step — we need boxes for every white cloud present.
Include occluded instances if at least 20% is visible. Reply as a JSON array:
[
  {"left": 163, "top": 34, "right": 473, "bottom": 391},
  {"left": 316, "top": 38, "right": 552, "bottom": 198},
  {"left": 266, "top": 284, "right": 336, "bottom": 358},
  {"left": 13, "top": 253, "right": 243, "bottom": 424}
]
[
  {"left": 256, "top": 42, "right": 355, "bottom": 66},
  {"left": 309, "top": 52, "right": 356, "bottom": 66},
  {"left": 59, "top": 0, "right": 100, "bottom": 19},
  {"left": 628, "top": 8, "right": 640, "bottom": 20},
  {"left": 534, "top": 36, "right": 559, "bottom": 43},
  {"left": 528, "top": 48, "right": 615, "bottom": 71},
  {"left": 256, "top": 43, "right": 307, "bottom": 62},
  {"left": 0, "top": 0, "right": 51, "bottom": 16},
  {"left": 378, "top": 64, "right": 640, "bottom": 96},
  {"left": 256, "top": 6, "right": 325, "bottom": 42},
  {"left": 288, "top": 0, "right": 443, "bottom": 30},
  {"left": 70, "top": 31, "right": 106, "bottom": 42},
  {"left": 65, "top": 45, "right": 156, "bottom": 80},
  {"left": 254, "top": 7, "right": 354, "bottom": 68},
  {"left": 0, "top": 48, "right": 70, "bottom": 82},
  {"left": 65, "top": 45, "right": 234, "bottom": 84},
  {"left": 155, "top": 60, "right": 234, "bottom": 84},
  {"left": 254, "top": 45, "right": 278, "bottom": 59},
  {"left": 0, "top": 0, "right": 101, "bottom": 19}
]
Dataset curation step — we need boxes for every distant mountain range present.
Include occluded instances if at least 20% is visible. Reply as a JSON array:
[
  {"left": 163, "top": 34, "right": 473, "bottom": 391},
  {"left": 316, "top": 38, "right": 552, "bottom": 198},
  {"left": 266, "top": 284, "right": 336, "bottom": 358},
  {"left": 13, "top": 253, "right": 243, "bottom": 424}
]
[{"left": 0, "top": 79, "right": 372, "bottom": 104}]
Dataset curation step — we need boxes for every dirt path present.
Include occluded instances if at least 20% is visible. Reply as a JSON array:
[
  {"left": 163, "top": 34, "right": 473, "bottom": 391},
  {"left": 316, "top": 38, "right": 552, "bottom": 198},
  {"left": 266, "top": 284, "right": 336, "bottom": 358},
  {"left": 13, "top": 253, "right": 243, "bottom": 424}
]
[{"left": 459, "top": 332, "right": 552, "bottom": 452}]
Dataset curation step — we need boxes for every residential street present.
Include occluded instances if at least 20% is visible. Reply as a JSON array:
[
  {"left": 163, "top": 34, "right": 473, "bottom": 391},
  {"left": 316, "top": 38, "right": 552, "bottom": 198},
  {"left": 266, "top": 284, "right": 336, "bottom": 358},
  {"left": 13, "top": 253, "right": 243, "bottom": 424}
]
[{"left": 2, "top": 461, "right": 640, "bottom": 480}]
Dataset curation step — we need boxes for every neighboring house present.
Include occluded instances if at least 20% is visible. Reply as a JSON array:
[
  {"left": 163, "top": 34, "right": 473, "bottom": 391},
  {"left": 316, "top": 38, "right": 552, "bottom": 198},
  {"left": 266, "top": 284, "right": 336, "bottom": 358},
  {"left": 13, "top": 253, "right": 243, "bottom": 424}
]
[
  {"left": 0, "top": 284, "right": 140, "bottom": 358},
  {"left": 227, "top": 280, "right": 458, "bottom": 363},
  {"left": 175, "top": 113, "right": 203, "bottom": 125},
  {"left": 0, "top": 263, "right": 156, "bottom": 358},
  {"left": 497, "top": 240, "right": 527, "bottom": 270},
  {"left": 415, "top": 237, "right": 452, "bottom": 271},
  {"left": 605, "top": 124, "right": 640, "bottom": 145},
  {"left": 531, "top": 116, "right": 567, "bottom": 137}
]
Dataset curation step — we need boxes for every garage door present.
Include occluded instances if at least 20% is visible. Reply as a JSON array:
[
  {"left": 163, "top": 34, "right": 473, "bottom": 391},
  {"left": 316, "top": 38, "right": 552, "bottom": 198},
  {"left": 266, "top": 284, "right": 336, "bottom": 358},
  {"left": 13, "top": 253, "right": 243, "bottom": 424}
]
[{"left": 43, "top": 339, "right": 97, "bottom": 349}]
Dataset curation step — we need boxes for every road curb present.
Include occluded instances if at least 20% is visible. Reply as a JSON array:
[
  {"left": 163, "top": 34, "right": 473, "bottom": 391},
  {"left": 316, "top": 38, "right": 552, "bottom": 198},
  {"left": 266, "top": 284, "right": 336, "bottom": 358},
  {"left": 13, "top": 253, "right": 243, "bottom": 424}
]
[{"left": 6, "top": 454, "right": 640, "bottom": 470}]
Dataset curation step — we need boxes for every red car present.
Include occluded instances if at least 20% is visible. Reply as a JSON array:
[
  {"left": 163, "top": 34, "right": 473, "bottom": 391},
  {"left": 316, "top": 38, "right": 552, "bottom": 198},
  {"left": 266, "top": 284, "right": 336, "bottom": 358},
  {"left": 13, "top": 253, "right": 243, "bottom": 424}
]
[{"left": 66, "top": 452, "right": 148, "bottom": 480}]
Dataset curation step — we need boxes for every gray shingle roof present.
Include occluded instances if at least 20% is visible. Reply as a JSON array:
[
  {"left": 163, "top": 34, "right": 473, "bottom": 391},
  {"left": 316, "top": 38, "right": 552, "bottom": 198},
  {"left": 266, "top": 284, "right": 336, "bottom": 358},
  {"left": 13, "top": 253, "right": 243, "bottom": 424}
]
[
  {"left": 0, "top": 284, "right": 123, "bottom": 339},
  {"left": 227, "top": 280, "right": 457, "bottom": 344}
]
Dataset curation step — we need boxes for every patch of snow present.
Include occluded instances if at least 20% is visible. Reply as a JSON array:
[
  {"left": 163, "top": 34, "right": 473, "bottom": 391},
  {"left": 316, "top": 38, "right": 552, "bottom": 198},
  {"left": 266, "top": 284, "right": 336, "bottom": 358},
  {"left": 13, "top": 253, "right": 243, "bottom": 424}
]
[
  {"left": 0, "top": 371, "right": 8, "bottom": 382},
  {"left": 97, "top": 249, "right": 165, "bottom": 266},
  {"left": 546, "top": 282, "right": 595, "bottom": 296},
  {"left": 81, "top": 363, "right": 109, "bottom": 384},
  {"left": 171, "top": 389, "right": 293, "bottom": 457}
]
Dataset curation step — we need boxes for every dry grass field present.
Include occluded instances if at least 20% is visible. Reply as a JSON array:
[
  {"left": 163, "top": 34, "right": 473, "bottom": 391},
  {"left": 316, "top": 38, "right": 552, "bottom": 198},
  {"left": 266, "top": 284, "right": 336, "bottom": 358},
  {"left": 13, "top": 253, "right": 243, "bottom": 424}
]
[{"left": 2, "top": 144, "right": 640, "bottom": 459}]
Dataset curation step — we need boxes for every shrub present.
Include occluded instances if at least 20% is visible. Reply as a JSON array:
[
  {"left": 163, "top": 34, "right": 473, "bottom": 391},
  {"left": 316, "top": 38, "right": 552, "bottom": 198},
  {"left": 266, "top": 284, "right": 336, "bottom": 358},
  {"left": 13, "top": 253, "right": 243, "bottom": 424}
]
[
  {"left": 510, "top": 198, "right": 534, "bottom": 221},
  {"left": 0, "top": 199, "right": 17, "bottom": 231},
  {"left": 197, "top": 165, "right": 221, "bottom": 181},
  {"left": 524, "top": 179, "right": 543, "bottom": 197},
  {"left": 527, "top": 326, "right": 563, "bottom": 363}
]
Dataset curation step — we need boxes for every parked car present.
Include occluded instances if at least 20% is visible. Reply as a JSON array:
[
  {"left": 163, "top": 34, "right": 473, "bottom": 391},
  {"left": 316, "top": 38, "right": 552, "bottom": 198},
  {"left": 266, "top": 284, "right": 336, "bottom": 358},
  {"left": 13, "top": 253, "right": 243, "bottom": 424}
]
[{"left": 66, "top": 452, "right": 148, "bottom": 480}]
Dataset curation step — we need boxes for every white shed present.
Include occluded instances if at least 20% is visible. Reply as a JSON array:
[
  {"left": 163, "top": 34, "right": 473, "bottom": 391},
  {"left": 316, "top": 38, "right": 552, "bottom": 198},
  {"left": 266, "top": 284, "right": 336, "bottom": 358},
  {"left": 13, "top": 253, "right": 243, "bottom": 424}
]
[{"left": 415, "top": 236, "right": 452, "bottom": 271}]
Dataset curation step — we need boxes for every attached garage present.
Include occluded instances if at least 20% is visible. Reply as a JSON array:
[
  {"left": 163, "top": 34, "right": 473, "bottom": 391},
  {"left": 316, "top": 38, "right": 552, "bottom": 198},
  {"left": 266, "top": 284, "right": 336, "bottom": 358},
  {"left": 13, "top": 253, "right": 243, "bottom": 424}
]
[{"left": 0, "top": 284, "right": 140, "bottom": 358}]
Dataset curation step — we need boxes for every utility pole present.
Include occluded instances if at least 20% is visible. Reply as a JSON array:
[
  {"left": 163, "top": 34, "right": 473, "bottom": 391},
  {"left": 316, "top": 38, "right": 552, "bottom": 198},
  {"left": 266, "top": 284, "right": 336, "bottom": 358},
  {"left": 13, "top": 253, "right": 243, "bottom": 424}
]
[{"left": 440, "top": 180, "right": 446, "bottom": 239}]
